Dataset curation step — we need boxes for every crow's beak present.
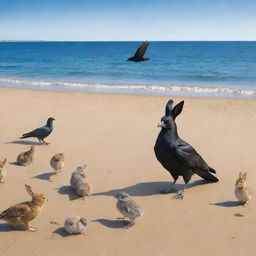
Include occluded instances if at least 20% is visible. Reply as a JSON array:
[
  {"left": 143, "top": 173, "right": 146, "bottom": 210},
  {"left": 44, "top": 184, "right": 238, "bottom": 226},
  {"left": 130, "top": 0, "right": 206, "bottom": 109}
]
[{"left": 157, "top": 121, "right": 166, "bottom": 128}]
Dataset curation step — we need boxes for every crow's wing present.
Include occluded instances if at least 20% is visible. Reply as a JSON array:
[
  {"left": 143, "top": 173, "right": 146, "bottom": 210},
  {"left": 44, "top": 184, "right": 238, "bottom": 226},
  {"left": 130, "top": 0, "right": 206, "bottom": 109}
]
[
  {"left": 174, "top": 143, "right": 218, "bottom": 182},
  {"left": 174, "top": 143, "right": 210, "bottom": 171},
  {"left": 22, "top": 126, "right": 51, "bottom": 138},
  {"left": 133, "top": 42, "right": 149, "bottom": 58}
]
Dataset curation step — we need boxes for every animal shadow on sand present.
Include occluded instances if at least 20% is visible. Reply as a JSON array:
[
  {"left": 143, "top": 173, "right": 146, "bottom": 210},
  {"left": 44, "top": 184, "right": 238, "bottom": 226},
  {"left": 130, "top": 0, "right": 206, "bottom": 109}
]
[
  {"left": 5, "top": 140, "right": 39, "bottom": 146},
  {"left": 92, "top": 219, "right": 130, "bottom": 229},
  {"left": 0, "top": 223, "right": 20, "bottom": 232},
  {"left": 33, "top": 172, "right": 56, "bottom": 181},
  {"left": 211, "top": 201, "right": 241, "bottom": 207},
  {"left": 57, "top": 186, "right": 81, "bottom": 201},
  {"left": 52, "top": 227, "right": 70, "bottom": 238},
  {"left": 9, "top": 161, "right": 21, "bottom": 166},
  {"left": 92, "top": 180, "right": 210, "bottom": 197}
]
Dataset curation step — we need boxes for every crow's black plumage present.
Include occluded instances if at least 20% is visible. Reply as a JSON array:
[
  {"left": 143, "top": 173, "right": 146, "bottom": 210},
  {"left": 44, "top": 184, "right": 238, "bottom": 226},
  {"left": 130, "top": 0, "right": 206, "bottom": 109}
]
[
  {"left": 20, "top": 117, "right": 55, "bottom": 145},
  {"left": 154, "top": 100, "right": 218, "bottom": 199},
  {"left": 127, "top": 42, "right": 149, "bottom": 62}
]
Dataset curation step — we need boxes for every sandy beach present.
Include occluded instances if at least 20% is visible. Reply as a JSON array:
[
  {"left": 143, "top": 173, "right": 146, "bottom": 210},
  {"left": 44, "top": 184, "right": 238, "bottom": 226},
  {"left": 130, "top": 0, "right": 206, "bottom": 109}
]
[{"left": 0, "top": 87, "right": 256, "bottom": 256}]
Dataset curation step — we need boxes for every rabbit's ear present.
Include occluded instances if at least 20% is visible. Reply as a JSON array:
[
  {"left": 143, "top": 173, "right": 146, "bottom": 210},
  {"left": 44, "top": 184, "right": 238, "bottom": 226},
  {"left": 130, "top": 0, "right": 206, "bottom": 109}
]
[
  {"left": 242, "top": 172, "right": 247, "bottom": 181},
  {"left": 239, "top": 171, "right": 242, "bottom": 178},
  {"left": 25, "top": 184, "right": 35, "bottom": 197},
  {"left": 2, "top": 158, "right": 7, "bottom": 165},
  {"left": 165, "top": 100, "right": 174, "bottom": 116},
  {"left": 172, "top": 101, "right": 184, "bottom": 120}
]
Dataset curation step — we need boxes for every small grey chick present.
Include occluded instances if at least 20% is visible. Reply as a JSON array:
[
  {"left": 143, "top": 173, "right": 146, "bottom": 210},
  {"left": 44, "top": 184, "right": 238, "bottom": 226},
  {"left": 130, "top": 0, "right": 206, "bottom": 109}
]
[
  {"left": 64, "top": 216, "right": 87, "bottom": 235},
  {"left": 70, "top": 165, "right": 87, "bottom": 189},
  {"left": 113, "top": 192, "right": 143, "bottom": 228}
]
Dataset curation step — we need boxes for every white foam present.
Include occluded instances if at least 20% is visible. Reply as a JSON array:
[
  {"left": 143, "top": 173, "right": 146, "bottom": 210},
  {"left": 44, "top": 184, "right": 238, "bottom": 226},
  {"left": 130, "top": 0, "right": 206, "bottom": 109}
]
[{"left": 0, "top": 77, "right": 255, "bottom": 97}]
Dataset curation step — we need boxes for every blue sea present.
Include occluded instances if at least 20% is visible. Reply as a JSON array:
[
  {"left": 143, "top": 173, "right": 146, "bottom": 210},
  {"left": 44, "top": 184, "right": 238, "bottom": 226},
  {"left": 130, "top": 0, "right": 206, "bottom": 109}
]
[{"left": 0, "top": 41, "right": 256, "bottom": 97}]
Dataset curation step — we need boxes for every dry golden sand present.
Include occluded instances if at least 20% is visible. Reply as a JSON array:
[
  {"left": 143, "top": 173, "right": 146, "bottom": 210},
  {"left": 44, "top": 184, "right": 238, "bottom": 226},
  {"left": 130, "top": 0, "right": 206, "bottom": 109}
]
[{"left": 0, "top": 87, "right": 256, "bottom": 256}]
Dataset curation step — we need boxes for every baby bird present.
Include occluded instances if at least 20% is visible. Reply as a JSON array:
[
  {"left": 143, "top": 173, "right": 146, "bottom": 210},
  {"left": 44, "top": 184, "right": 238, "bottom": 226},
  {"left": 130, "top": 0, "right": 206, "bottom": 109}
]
[
  {"left": 235, "top": 172, "right": 252, "bottom": 206},
  {"left": 0, "top": 184, "right": 47, "bottom": 231},
  {"left": 0, "top": 158, "right": 7, "bottom": 183},
  {"left": 64, "top": 216, "right": 87, "bottom": 235},
  {"left": 50, "top": 153, "right": 64, "bottom": 173},
  {"left": 76, "top": 182, "right": 92, "bottom": 197},
  {"left": 70, "top": 165, "right": 87, "bottom": 186},
  {"left": 70, "top": 165, "right": 91, "bottom": 198},
  {"left": 114, "top": 192, "right": 143, "bottom": 228},
  {"left": 17, "top": 146, "right": 35, "bottom": 166}
]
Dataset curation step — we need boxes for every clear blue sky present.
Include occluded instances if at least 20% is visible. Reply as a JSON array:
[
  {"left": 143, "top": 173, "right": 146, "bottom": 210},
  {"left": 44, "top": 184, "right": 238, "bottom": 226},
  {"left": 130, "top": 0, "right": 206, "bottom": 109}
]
[{"left": 0, "top": 0, "right": 255, "bottom": 41}]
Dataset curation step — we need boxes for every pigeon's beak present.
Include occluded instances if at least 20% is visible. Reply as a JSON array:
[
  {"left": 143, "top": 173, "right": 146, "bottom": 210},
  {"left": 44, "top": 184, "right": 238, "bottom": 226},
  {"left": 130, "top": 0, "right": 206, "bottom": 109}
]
[{"left": 157, "top": 121, "right": 166, "bottom": 128}]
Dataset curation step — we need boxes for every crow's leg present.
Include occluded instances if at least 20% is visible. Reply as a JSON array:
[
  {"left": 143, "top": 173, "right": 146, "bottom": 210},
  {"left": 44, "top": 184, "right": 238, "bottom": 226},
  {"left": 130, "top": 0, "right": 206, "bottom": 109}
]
[
  {"left": 38, "top": 138, "right": 42, "bottom": 145},
  {"left": 42, "top": 139, "right": 48, "bottom": 145},
  {"left": 174, "top": 183, "right": 188, "bottom": 200},
  {"left": 161, "top": 176, "right": 178, "bottom": 194},
  {"left": 174, "top": 173, "right": 193, "bottom": 199}
]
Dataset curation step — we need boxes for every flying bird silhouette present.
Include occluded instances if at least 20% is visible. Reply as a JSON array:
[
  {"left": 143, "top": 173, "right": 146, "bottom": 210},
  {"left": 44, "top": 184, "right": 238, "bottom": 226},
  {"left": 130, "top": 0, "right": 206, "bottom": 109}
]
[
  {"left": 127, "top": 42, "right": 149, "bottom": 62},
  {"left": 154, "top": 100, "right": 218, "bottom": 199}
]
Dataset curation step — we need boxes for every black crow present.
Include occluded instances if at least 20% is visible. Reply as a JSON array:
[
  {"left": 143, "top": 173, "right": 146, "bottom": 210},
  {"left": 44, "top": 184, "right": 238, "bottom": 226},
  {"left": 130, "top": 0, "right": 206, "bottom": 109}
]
[
  {"left": 154, "top": 100, "right": 218, "bottom": 199},
  {"left": 127, "top": 42, "right": 149, "bottom": 62},
  {"left": 20, "top": 117, "right": 55, "bottom": 145}
]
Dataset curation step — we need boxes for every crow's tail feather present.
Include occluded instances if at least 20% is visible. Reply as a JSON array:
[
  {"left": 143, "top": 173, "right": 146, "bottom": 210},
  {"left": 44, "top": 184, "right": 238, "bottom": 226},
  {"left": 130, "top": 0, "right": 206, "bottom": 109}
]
[
  {"left": 20, "top": 133, "right": 31, "bottom": 139},
  {"left": 209, "top": 167, "right": 216, "bottom": 174},
  {"left": 195, "top": 169, "right": 219, "bottom": 182}
]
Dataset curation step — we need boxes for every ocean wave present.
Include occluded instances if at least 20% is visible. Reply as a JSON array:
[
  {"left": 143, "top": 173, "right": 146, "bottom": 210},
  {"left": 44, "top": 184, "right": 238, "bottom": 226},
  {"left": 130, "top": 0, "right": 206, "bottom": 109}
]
[
  {"left": 0, "top": 77, "right": 255, "bottom": 96},
  {"left": 0, "top": 65, "right": 20, "bottom": 69}
]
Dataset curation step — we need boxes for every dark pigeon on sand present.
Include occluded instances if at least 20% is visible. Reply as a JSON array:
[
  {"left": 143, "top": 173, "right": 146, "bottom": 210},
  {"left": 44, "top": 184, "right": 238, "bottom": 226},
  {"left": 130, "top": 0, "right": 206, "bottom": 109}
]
[
  {"left": 154, "top": 100, "right": 218, "bottom": 199},
  {"left": 127, "top": 42, "right": 149, "bottom": 62},
  {"left": 20, "top": 117, "right": 55, "bottom": 145}
]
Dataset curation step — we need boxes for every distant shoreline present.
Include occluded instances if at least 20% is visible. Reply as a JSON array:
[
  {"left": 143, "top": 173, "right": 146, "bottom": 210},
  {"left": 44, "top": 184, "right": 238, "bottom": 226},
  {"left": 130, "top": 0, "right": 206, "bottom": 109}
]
[{"left": 1, "top": 40, "right": 256, "bottom": 42}]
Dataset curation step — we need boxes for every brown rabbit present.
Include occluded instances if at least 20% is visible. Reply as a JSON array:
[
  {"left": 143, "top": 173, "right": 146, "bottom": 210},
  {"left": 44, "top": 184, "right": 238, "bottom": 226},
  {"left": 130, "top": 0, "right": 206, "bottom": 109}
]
[
  {"left": 0, "top": 184, "right": 47, "bottom": 231},
  {"left": 17, "top": 146, "right": 35, "bottom": 166},
  {"left": 0, "top": 158, "right": 7, "bottom": 183},
  {"left": 235, "top": 172, "right": 252, "bottom": 206}
]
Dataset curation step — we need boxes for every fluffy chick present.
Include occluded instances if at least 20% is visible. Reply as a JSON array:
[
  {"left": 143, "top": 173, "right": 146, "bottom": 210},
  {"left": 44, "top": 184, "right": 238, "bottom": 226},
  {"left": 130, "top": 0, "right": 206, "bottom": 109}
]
[
  {"left": 64, "top": 216, "right": 87, "bottom": 235},
  {"left": 114, "top": 192, "right": 143, "bottom": 228},
  {"left": 50, "top": 153, "right": 64, "bottom": 172}
]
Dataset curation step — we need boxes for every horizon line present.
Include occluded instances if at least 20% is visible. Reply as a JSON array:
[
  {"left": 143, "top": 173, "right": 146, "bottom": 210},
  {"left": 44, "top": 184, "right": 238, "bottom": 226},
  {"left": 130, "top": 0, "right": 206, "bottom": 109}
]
[{"left": 1, "top": 40, "right": 256, "bottom": 42}]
